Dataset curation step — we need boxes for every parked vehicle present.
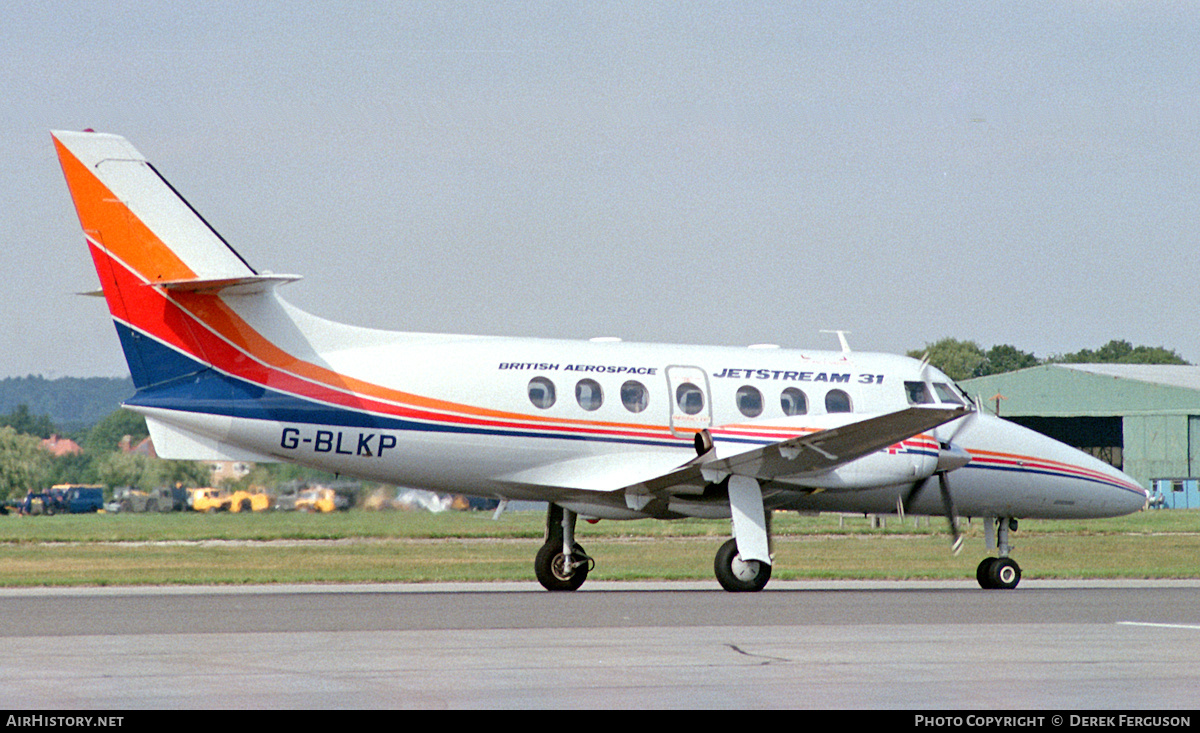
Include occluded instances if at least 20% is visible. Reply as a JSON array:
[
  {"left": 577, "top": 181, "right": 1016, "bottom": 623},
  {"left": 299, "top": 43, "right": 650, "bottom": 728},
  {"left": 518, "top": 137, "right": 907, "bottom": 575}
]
[
  {"left": 187, "top": 487, "right": 271, "bottom": 512},
  {"left": 226, "top": 490, "right": 271, "bottom": 512},
  {"left": 295, "top": 487, "right": 351, "bottom": 513},
  {"left": 110, "top": 486, "right": 189, "bottom": 513},
  {"left": 20, "top": 485, "right": 104, "bottom": 515}
]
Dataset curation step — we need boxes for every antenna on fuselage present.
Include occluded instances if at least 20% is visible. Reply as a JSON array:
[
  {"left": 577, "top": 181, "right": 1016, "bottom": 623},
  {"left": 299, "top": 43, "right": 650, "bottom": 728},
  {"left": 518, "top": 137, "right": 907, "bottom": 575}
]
[{"left": 820, "top": 330, "right": 852, "bottom": 354}]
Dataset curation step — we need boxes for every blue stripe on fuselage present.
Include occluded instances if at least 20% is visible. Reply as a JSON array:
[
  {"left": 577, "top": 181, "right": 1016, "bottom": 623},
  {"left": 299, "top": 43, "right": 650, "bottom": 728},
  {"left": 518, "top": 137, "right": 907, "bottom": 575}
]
[{"left": 119, "top": 326, "right": 679, "bottom": 448}]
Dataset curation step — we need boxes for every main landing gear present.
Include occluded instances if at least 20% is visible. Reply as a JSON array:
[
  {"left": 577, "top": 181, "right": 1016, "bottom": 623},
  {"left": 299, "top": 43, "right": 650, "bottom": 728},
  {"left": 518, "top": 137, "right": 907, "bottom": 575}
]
[
  {"left": 534, "top": 504, "right": 594, "bottom": 591},
  {"left": 977, "top": 517, "right": 1021, "bottom": 590},
  {"left": 536, "top": 475, "right": 776, "bottom": 592}
]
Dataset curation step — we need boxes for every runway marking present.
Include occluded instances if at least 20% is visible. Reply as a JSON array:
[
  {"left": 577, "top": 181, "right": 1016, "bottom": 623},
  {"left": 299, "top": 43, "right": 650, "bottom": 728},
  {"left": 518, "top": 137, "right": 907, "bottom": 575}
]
[{"left": 1117, "top": 621, "right": 1200, "bottom": 631}]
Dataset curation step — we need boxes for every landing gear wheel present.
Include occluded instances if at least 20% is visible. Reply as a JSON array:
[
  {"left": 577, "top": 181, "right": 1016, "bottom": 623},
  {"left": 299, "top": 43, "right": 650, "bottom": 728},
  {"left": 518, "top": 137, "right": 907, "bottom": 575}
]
[
  {"left": 976, "top": 557, "right": 997, "bottom": 589},
  {"left": 714, "top": 538, "right": 771, "bottom": 593},
  {"left": 534, "top": 542, "right": 591, "bottom": 591},
  {"left": 977, "top": 557, "right": 1021, "bottom": 589},
  {"left": 989, "top": 557, "right": 1021, "bottom": 589}
]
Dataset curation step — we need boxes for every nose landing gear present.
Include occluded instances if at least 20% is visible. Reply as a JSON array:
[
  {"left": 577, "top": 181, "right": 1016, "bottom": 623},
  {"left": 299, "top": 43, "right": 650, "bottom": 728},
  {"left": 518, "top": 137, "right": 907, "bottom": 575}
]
[{"left": 977, "top": 517, "right": 1021, "bottom": 589}]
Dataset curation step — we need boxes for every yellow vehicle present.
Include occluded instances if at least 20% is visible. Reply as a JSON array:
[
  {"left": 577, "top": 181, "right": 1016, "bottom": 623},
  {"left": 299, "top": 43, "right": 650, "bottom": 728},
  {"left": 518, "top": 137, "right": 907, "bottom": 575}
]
[
  {"left": 295, "top": 487, "right": 337, "bottom": 513},
  {"left": 227, "top": 490, "right": 271, "bottom": 513},
  {"left": 189, "top": 488, "right": 271, "bottom": 512},
  {"left": 188, "top": 488, "right": 227, "bottom": 512}
]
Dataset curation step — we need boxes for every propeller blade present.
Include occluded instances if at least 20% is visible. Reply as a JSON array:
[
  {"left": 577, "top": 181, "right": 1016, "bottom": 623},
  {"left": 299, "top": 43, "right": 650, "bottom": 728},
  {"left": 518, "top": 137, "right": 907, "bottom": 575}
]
[
  {"left": 938, "top": 472, "right": 964, "bottom": 555},
  {"left": 900, "top": 475, "right": 932, "bottom": 520}
]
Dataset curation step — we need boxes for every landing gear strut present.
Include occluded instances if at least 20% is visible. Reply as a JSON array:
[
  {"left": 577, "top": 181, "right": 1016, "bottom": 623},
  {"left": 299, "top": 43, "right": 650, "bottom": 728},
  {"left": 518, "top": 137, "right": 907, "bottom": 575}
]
[
  {"left": 977, "top": 517, "right": 1021, "bottom": 589},
  {"left": 713, "top": 476, "right": 774, "bottom": 592},
  {"left": 534, "top": 504, "right": 593, "bottom": 591}
]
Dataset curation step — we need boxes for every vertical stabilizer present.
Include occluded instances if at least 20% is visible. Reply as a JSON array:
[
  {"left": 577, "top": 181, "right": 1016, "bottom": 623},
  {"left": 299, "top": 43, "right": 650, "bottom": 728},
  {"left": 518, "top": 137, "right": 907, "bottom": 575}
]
[{"left": 52, "top": 130, "right": 260, "bottom": 389}]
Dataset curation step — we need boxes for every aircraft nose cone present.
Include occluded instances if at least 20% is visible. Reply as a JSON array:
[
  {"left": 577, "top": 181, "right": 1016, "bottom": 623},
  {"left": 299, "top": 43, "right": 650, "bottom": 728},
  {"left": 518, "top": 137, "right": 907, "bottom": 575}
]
[{"left": 1102, "top": 465, "right": 1150, "bottom": 515}]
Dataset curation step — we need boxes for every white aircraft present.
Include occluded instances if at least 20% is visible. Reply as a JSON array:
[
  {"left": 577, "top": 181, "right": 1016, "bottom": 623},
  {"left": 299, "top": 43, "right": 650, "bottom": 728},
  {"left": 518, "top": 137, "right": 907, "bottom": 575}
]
[{"left": 51, "top": 130, "right": 1149, "bottom": 592}]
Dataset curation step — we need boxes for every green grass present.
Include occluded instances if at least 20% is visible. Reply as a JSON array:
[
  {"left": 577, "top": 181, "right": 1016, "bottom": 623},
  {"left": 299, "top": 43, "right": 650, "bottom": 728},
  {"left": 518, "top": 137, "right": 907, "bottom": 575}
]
[{"left": 0, "top": 508, "right": 1196, "bottom": 586}]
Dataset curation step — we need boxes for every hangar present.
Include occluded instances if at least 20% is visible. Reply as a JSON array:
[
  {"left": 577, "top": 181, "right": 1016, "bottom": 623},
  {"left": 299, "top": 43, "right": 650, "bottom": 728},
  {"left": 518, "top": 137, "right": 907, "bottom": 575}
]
[{"left": 959, "top": 364, "right": 1200, "bottom": 508}]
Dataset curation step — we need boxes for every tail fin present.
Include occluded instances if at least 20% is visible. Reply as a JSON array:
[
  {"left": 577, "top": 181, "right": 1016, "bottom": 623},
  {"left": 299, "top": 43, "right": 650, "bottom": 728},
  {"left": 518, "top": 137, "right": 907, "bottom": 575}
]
[{"left": 52, "top": 130, "right": 292, "bottom": 389}]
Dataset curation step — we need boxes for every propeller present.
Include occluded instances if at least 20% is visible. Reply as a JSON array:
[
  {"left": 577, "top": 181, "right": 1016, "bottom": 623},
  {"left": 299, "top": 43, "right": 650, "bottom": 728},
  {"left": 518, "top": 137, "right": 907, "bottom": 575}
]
[
  {"left": 899, "top": 462, "right": 965, "bottom": 555},
  {"left": 898, "top": 408, "right": 975, "bottom": 554}
]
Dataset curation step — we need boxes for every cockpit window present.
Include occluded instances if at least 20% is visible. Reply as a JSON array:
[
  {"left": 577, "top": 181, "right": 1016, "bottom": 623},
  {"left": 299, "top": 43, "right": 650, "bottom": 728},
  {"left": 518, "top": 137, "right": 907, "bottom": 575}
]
[
  {"left": 905, "top": 381, "right": 934, "bottom": 404},
  {"left": 932, "top": 382, "right": 965, "bottom": 405}
]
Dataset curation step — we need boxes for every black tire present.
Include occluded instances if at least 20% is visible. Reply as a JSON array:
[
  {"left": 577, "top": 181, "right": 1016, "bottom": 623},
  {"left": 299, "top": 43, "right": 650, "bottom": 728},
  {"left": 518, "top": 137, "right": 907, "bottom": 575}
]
[
  {"left": 534, "top": 542, "right": 589, "bottom": 591},
  {"left": 714, "top": 538, "right": 771, "bottom": 592},
  {"left": 976, "top": 557, "right": 997, "bottom": 589},
  {"left": 988, "top": 557, "right": 1021, "bottom": 590}
]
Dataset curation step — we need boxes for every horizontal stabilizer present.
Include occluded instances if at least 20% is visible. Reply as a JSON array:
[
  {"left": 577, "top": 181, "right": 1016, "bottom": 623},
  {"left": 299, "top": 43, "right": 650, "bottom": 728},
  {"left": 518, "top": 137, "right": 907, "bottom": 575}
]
[{"left": 153, "top": 273, "right": 302, "bottom": 295}]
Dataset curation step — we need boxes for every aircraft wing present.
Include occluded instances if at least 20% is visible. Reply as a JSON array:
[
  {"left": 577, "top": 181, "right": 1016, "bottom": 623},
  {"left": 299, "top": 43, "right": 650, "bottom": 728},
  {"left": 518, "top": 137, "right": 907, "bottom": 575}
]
[
  {"left": 705, "top": 405, "right": 968, "bottom": 481},
  {"left": 623, "top": 405, "right": 969, "bottom": 495}
]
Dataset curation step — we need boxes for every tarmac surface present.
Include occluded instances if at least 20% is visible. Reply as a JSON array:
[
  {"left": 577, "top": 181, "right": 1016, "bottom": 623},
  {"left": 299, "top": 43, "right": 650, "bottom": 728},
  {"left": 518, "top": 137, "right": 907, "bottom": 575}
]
[{"left": 0, "top": 579, "right": 1198, "bottom": 709}]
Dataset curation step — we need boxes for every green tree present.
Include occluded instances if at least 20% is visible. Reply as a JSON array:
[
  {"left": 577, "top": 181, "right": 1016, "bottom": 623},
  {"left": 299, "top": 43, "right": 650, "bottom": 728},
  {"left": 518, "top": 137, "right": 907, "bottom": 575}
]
[
  {"left": 85, "top": 409, "right": 149, "bottom": 454},
  {"left": 92, "top": 451, "right": 209, "bottom": 491},
  {"left": 0, "top": 426, "right": 53, "bottom": 500},
  {"left": 907, "top": 338, "right": 986, "bottom": 381},
  {"left": 979, "top": 344, "right": 1040, "bottom": 376},
  {"left": 1051, "top": 339, "right": 1190, "bottom": 365},
  {"left": 0, "top": 405, "right": 57, "bottom": 439}
]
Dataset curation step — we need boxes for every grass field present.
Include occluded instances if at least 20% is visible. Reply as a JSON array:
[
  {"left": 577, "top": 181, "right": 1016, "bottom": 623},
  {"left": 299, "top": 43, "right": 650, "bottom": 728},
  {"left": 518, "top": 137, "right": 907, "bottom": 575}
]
[{"left": 0, "top": 507, "right": 1196, "bottom": 586}]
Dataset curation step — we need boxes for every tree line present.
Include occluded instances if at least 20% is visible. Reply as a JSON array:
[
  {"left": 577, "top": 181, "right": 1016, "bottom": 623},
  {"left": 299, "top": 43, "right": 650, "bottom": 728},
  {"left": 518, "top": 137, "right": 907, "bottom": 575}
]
[
  {"left": 0, "top": 405, "right": 210, "bottom": 501},
  {"left": 907, "top": 338, "right": 1189, "bottom": 382}
]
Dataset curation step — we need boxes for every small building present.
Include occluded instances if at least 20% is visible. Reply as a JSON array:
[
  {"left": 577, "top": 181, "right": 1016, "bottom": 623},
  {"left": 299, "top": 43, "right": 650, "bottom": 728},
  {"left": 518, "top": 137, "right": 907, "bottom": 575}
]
[
  {"left": 960, "top": 364, "right": 1200, "bottom": 493},
  {"left": 40, "top": 434, "right": 82, "bottom": 457}
]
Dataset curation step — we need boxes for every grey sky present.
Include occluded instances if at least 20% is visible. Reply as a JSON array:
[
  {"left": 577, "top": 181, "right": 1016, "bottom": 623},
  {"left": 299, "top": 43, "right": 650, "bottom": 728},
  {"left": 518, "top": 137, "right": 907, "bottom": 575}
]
[{"left": 3, "top": 2, "right": 1198, "bottom": 379}]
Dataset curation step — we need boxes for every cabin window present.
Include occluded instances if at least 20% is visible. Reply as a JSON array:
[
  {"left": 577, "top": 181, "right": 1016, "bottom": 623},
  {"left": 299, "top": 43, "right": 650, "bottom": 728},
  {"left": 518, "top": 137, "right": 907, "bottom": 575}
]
[
  {"left": 932, "top": 382, "right": 965, "bottom": 405},
  {"left": 905, "top": 381, "right": 934, "bottom": 404},
  {"left": 528, "top": 377, "right": 556, "bottom": 409},
  {"left": 676, "top": 383, "right": 705, "bottom": 415},
  {"left": 736, "top": 385, "right": 763, "bottom": 418},
  {"left": 825, "top": 389, "right": 852, "bottom": 413},
  {"left": 620, "top": 380, "right": 648, "bottom": 413},
  {"left": 576, "top": 379, "right": 603, "bottom": 411},
  {"left": 780, "top": 387, "right": 807, "bottom": 416}
]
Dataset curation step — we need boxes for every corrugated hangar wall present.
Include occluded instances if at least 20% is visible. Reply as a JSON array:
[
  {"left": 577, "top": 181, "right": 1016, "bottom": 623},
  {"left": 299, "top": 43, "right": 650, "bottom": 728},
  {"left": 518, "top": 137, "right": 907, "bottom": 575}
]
[{"left": 959, "top": 364, "right": 1200, "bottom": 490}]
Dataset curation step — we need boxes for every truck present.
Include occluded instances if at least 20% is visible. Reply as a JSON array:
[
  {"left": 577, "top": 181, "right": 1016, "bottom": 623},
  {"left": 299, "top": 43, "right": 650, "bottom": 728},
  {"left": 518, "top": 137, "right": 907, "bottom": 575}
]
[
  {"left": 110, "top": 486, "right": 189, "bottom": 513},
  {"left": 295, "top": 487, "right": 350, "bottom": 513},
  {"left": 20, "top": 485, "right": 104, "bottom": 515},
  {"left": 53, "top": 485, "right": 105, "bottom": 513},
  {"left": 187, "top": 487, "right": 271, "bottom": 512}
]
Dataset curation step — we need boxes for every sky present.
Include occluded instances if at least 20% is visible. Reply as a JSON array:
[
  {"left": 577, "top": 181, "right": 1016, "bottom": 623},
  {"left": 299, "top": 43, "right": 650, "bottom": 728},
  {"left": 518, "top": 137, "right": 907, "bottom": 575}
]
[{"left": 3, "top": 2, "right": 1199, "bottom": 379}]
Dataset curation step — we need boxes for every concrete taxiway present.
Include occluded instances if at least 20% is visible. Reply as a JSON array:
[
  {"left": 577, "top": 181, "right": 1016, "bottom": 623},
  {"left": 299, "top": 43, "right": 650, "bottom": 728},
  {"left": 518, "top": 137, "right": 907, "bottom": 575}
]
[{"left": 0, "top": 580, "right": 1197, "bottom": 709}]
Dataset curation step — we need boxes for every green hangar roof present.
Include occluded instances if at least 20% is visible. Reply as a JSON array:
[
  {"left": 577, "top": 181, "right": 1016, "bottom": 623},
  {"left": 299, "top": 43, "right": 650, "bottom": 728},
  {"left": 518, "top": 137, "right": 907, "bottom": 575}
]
[{"left": 959, "top": 364, "right": 1200, "bottom": 417}]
